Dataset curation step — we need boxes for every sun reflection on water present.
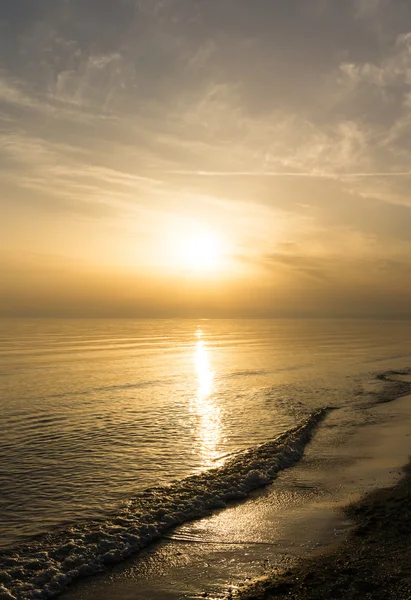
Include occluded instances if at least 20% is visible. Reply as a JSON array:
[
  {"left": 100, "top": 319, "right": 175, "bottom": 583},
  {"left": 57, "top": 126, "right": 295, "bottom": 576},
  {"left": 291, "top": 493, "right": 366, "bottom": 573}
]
[{"left": 192, "top": 329, "right": 221, "bottom": 467}]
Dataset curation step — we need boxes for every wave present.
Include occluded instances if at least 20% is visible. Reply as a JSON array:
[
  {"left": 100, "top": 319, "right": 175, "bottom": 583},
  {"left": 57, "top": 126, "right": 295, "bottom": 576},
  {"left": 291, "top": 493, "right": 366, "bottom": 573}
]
[
  {"left": 221, "top": 365, "right": 307, "bottom": 380},
  {"left": 0, "top": 409, "right": 331, "bottom": 600},
  {"left": 372, "top": 370, "right": 411, "bottom": 404},
  {"left": 222, "top": 369, "right": 269, "bottom": 379},
  {"left": 363, "top": 353, "right": 411, "bottom": 364},
  {"left": 20, "top": 379, "right": 170, "bottom": 403}
]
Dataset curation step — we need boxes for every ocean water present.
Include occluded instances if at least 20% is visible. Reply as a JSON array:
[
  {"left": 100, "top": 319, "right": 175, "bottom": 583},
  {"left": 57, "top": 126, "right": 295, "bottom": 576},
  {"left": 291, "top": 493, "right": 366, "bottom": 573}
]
[{"left": 1, "top": 318, "right": 411, "bottom": 599}]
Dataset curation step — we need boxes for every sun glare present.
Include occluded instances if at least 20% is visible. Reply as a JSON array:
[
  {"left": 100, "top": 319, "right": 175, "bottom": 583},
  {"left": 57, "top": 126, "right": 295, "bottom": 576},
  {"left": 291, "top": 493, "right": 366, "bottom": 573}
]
[{"left": 178, "top": 232, "right": 222, "bottom": 273}]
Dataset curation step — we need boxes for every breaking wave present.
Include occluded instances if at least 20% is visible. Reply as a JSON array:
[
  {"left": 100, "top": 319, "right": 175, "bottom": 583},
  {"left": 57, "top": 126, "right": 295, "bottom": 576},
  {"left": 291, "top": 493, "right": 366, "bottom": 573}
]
[{"left": 0, "top": 409, "right": 331, "bottom": 600}]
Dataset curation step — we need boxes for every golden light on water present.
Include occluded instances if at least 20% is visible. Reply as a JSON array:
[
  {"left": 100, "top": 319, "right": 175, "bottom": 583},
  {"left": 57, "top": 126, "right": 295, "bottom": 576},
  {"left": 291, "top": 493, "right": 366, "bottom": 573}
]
[
  {"left": 195, "top": 339, "right": 213, "bottom": 398},
  {"left": 192, "top": 329, "right": 221, "bottom": 466}
]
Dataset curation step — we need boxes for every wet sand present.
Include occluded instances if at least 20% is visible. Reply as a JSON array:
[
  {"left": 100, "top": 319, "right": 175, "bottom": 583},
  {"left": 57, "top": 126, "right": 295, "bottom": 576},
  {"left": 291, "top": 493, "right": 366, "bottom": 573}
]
[{"left": 235, "top": 464, "right": 411, "bottom": 599}]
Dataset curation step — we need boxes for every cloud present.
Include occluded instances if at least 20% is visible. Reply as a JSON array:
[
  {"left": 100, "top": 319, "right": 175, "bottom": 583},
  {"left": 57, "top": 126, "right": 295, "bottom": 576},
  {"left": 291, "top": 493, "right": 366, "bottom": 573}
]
[
  {"left": 165, "top": 169, "right": 411, "bottom": 178},
  {"left": 0, "top": 73, "right": 40, "bottom": 109},
  {"left": 0, "top": 128, "right": 165, "bottom": 217},
  {"left": 262, "top": 253, "right": 333, "bottom": 283},
  {"left": 354, "top": 0, "right": 388, "bottom": 18},
  {"left": 0, "top": 71, "right": 120, "bottom": 126}
]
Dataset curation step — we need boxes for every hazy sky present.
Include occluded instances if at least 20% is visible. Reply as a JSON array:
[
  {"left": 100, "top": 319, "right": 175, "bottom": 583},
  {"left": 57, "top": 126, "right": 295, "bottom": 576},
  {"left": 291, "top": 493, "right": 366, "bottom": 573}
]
[{"left": 2, "top": 0, "right": 411, "bottom": 317}]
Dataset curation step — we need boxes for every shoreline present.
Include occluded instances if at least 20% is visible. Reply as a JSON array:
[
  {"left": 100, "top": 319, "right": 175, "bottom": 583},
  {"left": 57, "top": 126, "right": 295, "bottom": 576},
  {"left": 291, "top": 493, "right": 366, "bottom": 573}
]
[
  {"left": 234, "top": 463, "right": 411, "bottom": 599},
  {"left": 61, "top": 384, "right": 411, "bottom": 600}
]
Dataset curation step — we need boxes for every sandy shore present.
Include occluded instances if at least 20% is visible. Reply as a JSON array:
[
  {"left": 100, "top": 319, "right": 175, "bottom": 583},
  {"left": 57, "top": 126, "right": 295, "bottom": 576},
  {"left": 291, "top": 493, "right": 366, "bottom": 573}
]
[{"left": 234, "top": 464, "right": 411, "bottom": 599}]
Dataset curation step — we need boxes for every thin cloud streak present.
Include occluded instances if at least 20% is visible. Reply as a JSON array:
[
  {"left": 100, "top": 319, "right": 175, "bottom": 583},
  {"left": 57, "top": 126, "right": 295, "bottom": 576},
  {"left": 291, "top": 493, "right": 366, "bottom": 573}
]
[{"left": 166, "top": 170, "right": 411, "bottom": 178}]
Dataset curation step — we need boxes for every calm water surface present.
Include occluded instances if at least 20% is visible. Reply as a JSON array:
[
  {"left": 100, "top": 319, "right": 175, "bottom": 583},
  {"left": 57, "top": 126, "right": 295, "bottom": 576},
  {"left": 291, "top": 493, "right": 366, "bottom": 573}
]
[{"left": 2, "top": 318, "right": 411, "bottom": 549}]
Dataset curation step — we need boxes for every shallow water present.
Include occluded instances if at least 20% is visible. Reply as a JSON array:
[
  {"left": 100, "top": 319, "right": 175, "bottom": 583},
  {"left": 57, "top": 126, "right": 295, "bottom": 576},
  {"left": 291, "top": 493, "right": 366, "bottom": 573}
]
[{"left": 2, "top": 319, "right": 411, "bottom": 599}]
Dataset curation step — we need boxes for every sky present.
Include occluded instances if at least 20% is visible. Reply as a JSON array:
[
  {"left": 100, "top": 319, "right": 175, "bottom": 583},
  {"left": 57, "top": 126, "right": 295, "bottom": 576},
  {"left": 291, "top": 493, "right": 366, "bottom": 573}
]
[{"left": 2, "top": 0, "right": 411, "bottom": 318}]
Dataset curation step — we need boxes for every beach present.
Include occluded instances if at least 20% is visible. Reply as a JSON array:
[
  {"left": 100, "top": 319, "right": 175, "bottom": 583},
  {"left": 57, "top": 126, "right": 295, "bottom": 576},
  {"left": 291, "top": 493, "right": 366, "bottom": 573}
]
[
  {"left": 3, "top": 2, "right": 411, "bottom": 598},
  {"left": 4, "top": 1, "right": 411, "bottom": 598},
  {"left": 60, "top": 381, "right": 411, "bottom": 600},
  {"left": 235, "top": 464, "right": 411, "bottom": 600},
  {"left": 235, "top": 380, "right": 411, "bottom": 599}
]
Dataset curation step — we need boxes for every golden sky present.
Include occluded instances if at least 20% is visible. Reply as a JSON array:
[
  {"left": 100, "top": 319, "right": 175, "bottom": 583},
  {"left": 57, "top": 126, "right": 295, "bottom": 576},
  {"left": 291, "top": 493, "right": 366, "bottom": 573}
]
[{"left": 2, "top": 0, "right": 411, "bottom": 317}]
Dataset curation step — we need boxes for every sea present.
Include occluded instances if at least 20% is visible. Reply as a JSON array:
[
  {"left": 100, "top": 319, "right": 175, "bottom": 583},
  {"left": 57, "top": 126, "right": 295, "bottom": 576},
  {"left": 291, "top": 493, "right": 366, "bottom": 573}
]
[{"left": 2, "top": 318, "right": 411, "bottom": 599}]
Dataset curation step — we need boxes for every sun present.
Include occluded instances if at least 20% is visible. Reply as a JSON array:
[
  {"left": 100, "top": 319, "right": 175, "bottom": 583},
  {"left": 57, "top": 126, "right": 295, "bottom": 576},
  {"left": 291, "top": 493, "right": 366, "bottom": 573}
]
[{"left": 178, "top": 231, "right": 222, "bottom": 273}]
